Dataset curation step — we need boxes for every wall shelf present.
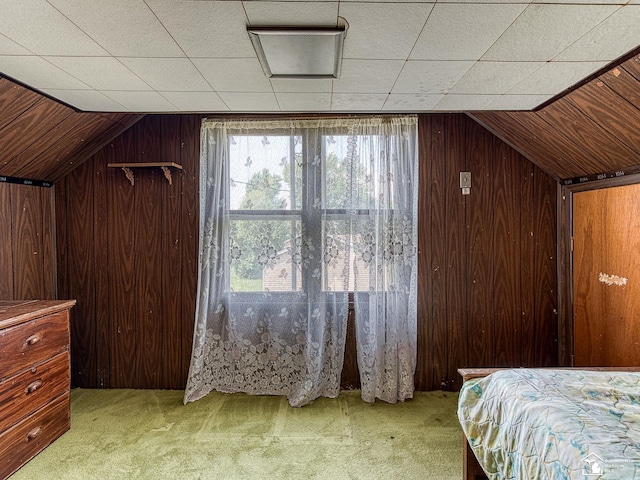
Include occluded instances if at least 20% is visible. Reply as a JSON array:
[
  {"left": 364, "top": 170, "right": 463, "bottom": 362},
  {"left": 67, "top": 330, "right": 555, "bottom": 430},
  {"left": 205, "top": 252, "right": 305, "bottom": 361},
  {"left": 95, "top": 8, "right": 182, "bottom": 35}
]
[{"left": 107, "top": 162, "right": 183, "bottom": 186}]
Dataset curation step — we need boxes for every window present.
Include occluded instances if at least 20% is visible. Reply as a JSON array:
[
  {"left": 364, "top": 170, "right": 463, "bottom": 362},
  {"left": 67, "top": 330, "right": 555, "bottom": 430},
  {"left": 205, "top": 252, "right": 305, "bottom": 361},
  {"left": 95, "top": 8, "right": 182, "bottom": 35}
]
[{"left": 227, "top": 130, "right": 374, "bottom": 293}]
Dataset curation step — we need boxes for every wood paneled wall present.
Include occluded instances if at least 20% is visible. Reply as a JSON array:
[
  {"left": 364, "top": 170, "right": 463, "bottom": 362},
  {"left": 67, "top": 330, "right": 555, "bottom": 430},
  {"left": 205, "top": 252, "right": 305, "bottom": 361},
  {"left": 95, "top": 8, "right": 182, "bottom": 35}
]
[
  {"left": 0, "top": 77, "right": 143, "bottom": 183},
  {"left": 56, "top": 114, "right": 558, "bottom": 391},
  {"left": 470, "top": 54, "right": 640, "bottom": 182},
  {"left": 417, "top": 114, "right": 558, "bottom": 391},
  {"left": 0, "top": 183, "right": 56, "bottom": 300},
  {"left": 56, "top": 116, "right": 198, "bottom": 389}
]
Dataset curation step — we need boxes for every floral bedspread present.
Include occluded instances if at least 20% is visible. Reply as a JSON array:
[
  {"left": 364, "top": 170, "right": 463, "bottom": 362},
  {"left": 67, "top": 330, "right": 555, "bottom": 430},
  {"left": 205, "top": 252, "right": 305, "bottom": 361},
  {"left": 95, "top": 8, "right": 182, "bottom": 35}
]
[{"left": 457, "top": 369, "right": 640, "bottom": 479}]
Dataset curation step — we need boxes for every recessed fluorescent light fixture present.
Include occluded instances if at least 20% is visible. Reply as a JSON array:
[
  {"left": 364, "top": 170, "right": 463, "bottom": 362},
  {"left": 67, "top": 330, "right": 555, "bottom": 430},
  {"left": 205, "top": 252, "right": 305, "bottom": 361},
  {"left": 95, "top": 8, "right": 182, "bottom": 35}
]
[{"left": 248, "top": 27, "right": 345, "bottom": 79}]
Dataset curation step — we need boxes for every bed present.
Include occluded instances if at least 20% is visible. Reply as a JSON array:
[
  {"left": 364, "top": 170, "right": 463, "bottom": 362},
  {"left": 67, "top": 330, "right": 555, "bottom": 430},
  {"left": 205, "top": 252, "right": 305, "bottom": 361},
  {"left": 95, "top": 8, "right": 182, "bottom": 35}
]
[{"left": 457, "top": 368, "right": 640, "bottom": 479}]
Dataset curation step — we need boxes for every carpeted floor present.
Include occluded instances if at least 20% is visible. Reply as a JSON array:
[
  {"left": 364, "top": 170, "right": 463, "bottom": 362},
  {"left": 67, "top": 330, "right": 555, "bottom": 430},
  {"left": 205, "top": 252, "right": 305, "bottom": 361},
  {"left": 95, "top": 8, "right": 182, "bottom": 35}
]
[{"left": 11, "top": 389, "right": 462, "bottom": 479}]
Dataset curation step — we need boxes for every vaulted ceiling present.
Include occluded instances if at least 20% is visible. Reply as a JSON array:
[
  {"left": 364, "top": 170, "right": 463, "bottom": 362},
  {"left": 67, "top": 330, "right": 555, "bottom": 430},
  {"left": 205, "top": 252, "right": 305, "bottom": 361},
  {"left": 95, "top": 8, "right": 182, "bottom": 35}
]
[
  {"left": 0, "top": 1, "right": 639, "bottom": 113},
  {"left": 471, "top": 53, "right": 640, "bottom": 182},
  {"left": 1, "top": 52, "right": 640, "bottom": 183},
  {"left": 0, "top": 75, "right": 142, "bottom": 182}
]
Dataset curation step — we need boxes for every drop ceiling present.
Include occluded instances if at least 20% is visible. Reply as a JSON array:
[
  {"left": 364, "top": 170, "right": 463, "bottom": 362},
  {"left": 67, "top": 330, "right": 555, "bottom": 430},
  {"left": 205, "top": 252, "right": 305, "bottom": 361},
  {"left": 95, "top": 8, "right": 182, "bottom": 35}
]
[{"left": 0, "top": 0, "right": 638, "bottom": 114}]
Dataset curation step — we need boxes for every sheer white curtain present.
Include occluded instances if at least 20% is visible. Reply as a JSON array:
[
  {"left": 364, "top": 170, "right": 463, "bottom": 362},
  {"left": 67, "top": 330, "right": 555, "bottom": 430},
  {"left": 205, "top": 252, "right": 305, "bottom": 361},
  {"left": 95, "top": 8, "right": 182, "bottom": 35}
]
[{"left": 184, "top": 116, "right": 418, "bottom": 407}]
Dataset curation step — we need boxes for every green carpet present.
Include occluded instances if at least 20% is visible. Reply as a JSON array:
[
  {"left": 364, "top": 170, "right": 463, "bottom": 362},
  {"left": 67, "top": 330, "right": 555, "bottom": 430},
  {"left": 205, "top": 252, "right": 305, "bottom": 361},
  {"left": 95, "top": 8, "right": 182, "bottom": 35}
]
[{"left": 11, "top": 389, "right": 462, "bottom": 479}]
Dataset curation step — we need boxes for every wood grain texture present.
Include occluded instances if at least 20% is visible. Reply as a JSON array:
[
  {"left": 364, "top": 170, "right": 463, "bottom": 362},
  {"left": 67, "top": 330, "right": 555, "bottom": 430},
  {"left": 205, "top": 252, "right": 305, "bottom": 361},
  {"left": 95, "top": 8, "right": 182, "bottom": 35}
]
[
  {"left": 93, "top": 150, "right": 110, "bottom": 388},
  {"left": 0, "top": 99, "right": 73, "bottom": 175},
  {"left": 179, "top": 115, "right": 199, "bottom": 385},
  {"left": 107, "top": 129, "right": 138, "bottom": 388},
  {"left": 65, "top": 159, "right": 96, "bottom": 388},
  {"left": 133, "top": 118, "right": 164, "bottom": 388},
  {"left": 428, "top": 114, "right": 448, "bottom": 391},
  {"left": 573, "top": 183, "right": 640, "bottom": 367},
  {"left": 492, "top": 140, "right": 522, "bottom": 367},
  {"left": 444, "top": 114, "right": 467, "bottom": 390},
  {"left": 465, "top": 120, "right": 495, "bottom": 369},
  {"left": 10, "top": 184, "right": 46, "bottom": 300},
  {"left": 415, "top": 114, "right": 433, "bottom": 391},
  {"left": 0, "top": 76, "right": 144, "bottom": 183},
  {"left": 533, "top": 170, "right": 558, "bottom": 367},
  {"left": 469, "top": 54, "right": 640, "bottom": 181},
  {"left": 0, "top": 184, "right": 14, "bottom": 299},
  {"left": 56, "top": 114, "right": 558, "bottom": 391}
]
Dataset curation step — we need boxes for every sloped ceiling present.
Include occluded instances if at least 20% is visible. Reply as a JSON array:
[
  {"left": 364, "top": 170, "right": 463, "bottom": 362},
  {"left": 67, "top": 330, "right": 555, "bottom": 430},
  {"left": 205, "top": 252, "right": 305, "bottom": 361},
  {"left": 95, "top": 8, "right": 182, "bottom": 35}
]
[
  {"left": 470, "top": 53, "right": 640, "bottom": 182},
  {"left": 0, "top": 75, "right": 142, "bottom": 182}
]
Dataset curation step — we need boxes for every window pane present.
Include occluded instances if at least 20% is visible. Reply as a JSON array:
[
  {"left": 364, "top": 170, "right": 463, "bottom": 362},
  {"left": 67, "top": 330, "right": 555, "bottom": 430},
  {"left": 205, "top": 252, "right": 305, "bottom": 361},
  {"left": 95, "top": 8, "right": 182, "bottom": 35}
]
[
  {"left": 324, "top": 135, "right": 380, "bottom": 210},
  {"left": 230, "top": 219, "right": 302, "bottom": 292},
  {"left": 323, "top": 219, "right": 371, "bottom": 291},
  {"left": 229, "top": 135, "right": 302, "bottom": 210}
]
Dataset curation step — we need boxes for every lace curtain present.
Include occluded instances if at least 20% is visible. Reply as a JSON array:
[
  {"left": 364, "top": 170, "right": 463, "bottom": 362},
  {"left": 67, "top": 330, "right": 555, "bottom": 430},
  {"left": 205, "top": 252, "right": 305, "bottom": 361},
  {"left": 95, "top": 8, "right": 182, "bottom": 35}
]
[{"left": 184, "top": 116, "right": 418, "bottom": 407}]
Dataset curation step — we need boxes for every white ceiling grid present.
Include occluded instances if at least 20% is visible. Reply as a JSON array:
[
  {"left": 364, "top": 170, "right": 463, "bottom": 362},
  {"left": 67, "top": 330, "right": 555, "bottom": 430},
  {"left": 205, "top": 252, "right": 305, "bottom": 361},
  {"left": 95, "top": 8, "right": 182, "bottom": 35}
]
[{"left": 0, "top": 0, "right": 637, "bottom": 113}]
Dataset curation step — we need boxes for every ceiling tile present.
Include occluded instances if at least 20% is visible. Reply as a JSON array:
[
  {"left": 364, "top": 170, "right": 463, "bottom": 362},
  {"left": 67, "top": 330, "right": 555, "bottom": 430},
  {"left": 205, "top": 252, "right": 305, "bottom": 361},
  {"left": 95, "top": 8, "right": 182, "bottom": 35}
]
[
  {"left": 339, "top": 3, "right": 434, "bottom": 59},
  {"left": 331, "top": 93, "right": 388, "bottom": 111},
  {"left": 508, "top": 61, "right": 607, "bottom": 95},
  {"left": 433, "top": 94, "right": 500, "bottom": 111},
  {"left": 160, "top": 91, "right": 229, "bottom": 112},
  {"left": 0, "top": 56, "right": 90, "bottom": 89},
  {"left": 392, "top": 61, "right": 474, "bottom": 94},
  {"left": 102, "top": 91, "right": 179, "bottom": 112},
  {"left": 482, "top": 4, "right": 619, "bottom": 62},
  {"left": 0, "top": 0, "right": 108, "bottom": 56},
  {"left": 333, "top": 59, "right": 404, "bottom": 94},
  {"left": 486, "top": 94, "right": 554, "bottom": 111},
  {"left": 383, "top": 94, "right": 443, "bottom": 111},
  {"left": 270, "top": 78, "right": 333, "bottom": 93},
  {"left": 217, "top": 92, "right": 280, "bottom": 111},
  {"left": 276, "top": 92, "right": 331, "bottom": 111},
  {"left": 450, "top": 62, "right": 543, "bottom": 94},
  {"left": 554, "top": 6, "right": 640, "bottom": 62},
  {"left": 44, "top": 57, "right": 152, "bottom": 91},
  {"left": 410, "top": 4, "right": 526, "bottom": 61},
  {"left": 48, "top": 0, "right": 183, "bottom": 57},
  {"left": 244, "top": 1, "right": 338, "bottom": 26},
  {"left": 41, "top": 89, "right": 129, "bottom": 112},
  {"left": 119, "top": 58, "right": 211, "bottom": 92},
  {"left": 0, "top": 33, "right": 32, "bottom": 55},
  {"left": 146, "top": 0, "right": 254, "bottom": 58},
  {"left": 193, "top": 58, "right": 273, "bottom": 92}
]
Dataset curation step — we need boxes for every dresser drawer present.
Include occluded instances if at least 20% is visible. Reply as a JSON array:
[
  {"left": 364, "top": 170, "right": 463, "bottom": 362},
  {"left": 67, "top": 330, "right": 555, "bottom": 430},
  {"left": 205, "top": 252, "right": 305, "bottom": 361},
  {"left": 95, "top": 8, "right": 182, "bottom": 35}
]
[
  {"left": 0, "top": 352, "right": 69, "bottom": 433},
  {"left": 0, "top": 312, "right": 69, "bottom": 381},
  {"left": 0, "top": 392, "right": 70, "bottom": 479}
]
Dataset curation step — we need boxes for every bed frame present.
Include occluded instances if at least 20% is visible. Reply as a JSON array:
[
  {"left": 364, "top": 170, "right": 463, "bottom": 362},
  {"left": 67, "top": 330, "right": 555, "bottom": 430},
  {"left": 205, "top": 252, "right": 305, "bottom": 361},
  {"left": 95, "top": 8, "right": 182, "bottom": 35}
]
[{"left": 457, "top": 367, "right": 640, "bottom": 480}]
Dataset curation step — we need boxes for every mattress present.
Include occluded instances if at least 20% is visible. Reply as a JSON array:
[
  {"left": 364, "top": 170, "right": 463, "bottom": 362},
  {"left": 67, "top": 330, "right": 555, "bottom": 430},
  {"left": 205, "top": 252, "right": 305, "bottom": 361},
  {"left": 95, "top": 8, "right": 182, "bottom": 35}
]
[{"left": 458, "top": 369, "right": 640, "bottom": 479}]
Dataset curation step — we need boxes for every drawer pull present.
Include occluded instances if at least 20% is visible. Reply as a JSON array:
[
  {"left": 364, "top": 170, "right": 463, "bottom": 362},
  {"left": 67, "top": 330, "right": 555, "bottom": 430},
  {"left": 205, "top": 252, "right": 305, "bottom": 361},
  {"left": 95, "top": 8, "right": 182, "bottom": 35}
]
[
  {"left": 26, "top": 426, "right": 42, "bottom": 441},
  {"left": 26, "top": 380, "right": 43, "bottom": 394},
  {"left": 25, "top": 333, "right": 42, "bottom": 346}
]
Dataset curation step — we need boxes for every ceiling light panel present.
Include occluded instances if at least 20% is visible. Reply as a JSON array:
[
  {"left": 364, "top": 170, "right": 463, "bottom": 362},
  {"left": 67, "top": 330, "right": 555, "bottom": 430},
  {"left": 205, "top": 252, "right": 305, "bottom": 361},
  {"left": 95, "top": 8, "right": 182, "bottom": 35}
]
[{"left": 248, "top": 28, "right": 345, "bottom": 78}]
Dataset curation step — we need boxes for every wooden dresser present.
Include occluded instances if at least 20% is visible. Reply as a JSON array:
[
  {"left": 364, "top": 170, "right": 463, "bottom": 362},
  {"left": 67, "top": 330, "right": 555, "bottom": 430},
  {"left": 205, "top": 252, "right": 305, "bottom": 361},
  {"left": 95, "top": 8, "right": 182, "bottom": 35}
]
[{"left": 0, "top": 300, "right": 75, "bottom": 479}]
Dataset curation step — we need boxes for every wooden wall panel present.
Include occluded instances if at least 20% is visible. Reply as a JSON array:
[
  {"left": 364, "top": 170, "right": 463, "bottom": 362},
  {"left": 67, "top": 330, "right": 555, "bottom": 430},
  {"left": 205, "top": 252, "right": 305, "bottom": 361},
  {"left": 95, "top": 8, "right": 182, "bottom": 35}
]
[
  {"left": 106, "top": 130, "right": 138, "bottom": 389},
  {"left": 179, "top": 116, "right": 199, "bottom": 384},
  {"left": 0, "top": 76, "right": 143, "bottom": 183},
  {"left": 417, "top": 114, "right": 558, "bottom": 391},
  {"left": 64, "top": 159, "right": 97, "bottom": 388},
  {"left": 466, "top": 119, "right": 495, "bottom": 369},
  {"left": 0, "top": 185, "right": 14, "bottom": 299},
  {"left": 533, "top": 172, "right": 559, "bottom": 366},
  {"left": 56, "top": 115, "right": 198, "bottom": 389},
  {"left": 0, "top": 183, "right": 56, "bottom": 301},
  {"left": 470, "top": 54, "right": 640, "bottom": 182},
  {"left": 56, "top": 113, "right": 558, "bottom": 391}
]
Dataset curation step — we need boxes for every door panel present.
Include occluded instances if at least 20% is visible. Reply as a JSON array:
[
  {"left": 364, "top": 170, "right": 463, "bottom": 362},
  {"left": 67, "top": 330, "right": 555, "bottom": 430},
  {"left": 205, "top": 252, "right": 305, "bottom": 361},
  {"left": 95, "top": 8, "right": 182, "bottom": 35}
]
[{"left": 573, "top": 183, "right": 640, "bottom": 366}]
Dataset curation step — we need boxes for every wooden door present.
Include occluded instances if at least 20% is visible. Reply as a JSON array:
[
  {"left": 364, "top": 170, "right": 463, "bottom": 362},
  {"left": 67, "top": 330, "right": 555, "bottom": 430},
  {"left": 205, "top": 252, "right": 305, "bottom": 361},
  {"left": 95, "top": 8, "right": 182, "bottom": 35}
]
[{"left": 573, "top": 183, "right": 640, "bottom": 366}]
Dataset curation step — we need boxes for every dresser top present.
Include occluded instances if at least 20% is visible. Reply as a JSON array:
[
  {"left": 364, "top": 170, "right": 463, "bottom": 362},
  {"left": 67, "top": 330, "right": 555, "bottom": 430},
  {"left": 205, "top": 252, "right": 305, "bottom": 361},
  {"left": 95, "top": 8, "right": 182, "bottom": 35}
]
[{"left": 0, "top": 300, "right": 76, "bottom": 329}]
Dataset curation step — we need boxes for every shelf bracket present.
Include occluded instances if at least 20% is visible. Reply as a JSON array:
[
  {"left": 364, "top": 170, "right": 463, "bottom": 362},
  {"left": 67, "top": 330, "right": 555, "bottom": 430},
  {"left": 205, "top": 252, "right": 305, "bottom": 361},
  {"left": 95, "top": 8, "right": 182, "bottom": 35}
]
[
  {"left": 160, "top": 166, "right": 173, "bottom": 185},
  {"left": 122, "top": 167, "right": 135, "bottom": 186}
]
